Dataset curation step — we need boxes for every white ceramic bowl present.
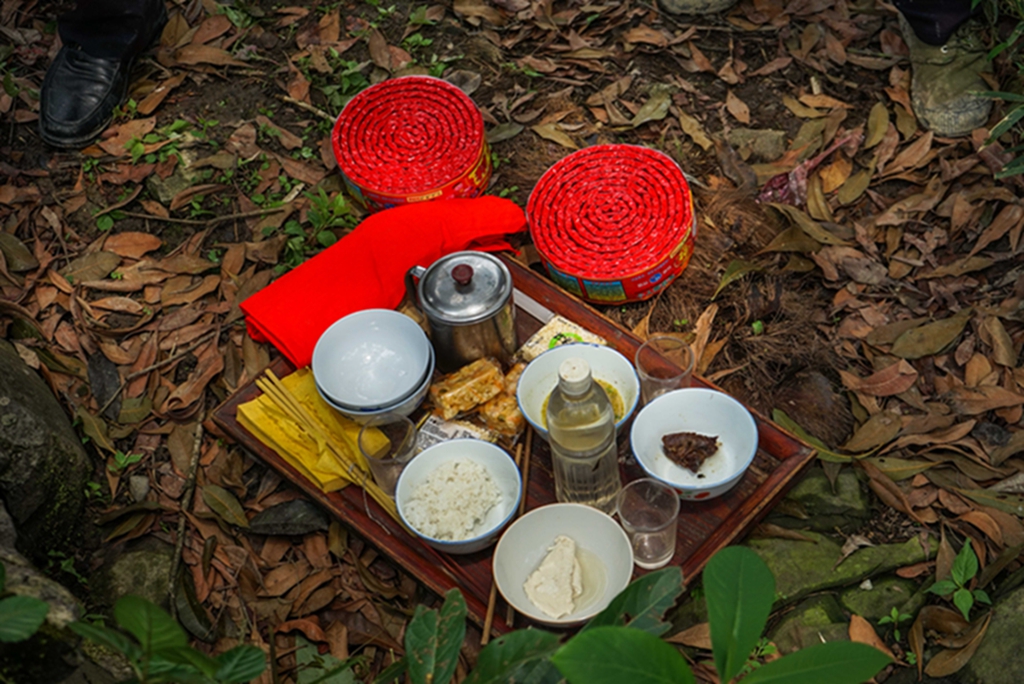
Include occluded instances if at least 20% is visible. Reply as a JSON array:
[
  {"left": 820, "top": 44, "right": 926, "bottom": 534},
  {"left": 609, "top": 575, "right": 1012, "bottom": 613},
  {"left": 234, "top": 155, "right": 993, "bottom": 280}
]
[
  {"left": 395, "top": 439, "right": 522, "bottom": 555},
  {"left": 630, "top": 388, "right": 759, "bottom": 501},
  {"left": 317, "top": 352, "right": 433, "bottom": 424},
  {"left": 493, "top": 503, "right": 633, "bottom": 627},
  {"left": 516, "top": 343, "right": 640, "bottom": 441},
  {"left": 312, "top": 309, "right": 432, "bottom": 410}
]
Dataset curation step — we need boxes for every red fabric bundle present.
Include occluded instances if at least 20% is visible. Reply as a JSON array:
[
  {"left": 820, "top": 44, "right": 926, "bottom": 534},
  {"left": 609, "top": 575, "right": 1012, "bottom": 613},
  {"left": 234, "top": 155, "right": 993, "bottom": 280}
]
[{"left": 242, "top": 196, "right": 526, "bottom": 368}]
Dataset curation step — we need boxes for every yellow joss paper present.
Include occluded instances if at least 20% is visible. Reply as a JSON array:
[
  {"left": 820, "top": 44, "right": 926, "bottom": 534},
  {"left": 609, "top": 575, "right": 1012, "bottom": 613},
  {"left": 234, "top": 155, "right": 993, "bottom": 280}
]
[{"left": 237, "top": 368, "right": 384, "bottom": 493}]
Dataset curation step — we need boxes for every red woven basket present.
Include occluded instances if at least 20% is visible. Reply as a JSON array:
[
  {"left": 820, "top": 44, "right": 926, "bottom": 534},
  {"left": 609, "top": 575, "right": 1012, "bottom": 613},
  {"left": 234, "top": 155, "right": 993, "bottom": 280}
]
[
  {"left": 332, "top": 76, "right": 492, "bottom": 212},
  {"left": 527, "top": 145, "right": 696, "bottom": 304}
]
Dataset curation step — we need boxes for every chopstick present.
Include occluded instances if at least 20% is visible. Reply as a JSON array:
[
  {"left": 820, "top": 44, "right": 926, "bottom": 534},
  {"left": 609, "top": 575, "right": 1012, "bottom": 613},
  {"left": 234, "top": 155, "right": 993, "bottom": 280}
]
[
  {"left": 504, "top": 426, "right": 534, "bottom": 628},
  {"left": 517, "top": 426, "right": 534, "bottom": 518},
  {"left": 481, "top": 436, "right": 528, "bottom": 646}
]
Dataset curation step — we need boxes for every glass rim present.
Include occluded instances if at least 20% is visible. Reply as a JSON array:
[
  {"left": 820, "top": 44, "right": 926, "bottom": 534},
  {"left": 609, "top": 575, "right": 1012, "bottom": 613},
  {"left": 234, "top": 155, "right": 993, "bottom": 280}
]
[
  {"left": 357, "top": 412, "right": 417, "bottom": 460},
  {"left": 616, "top": 477, "right": 681, "bottom": 525},
  {"left": 634, "top": 335, "right": 696, "bottom": 376}
]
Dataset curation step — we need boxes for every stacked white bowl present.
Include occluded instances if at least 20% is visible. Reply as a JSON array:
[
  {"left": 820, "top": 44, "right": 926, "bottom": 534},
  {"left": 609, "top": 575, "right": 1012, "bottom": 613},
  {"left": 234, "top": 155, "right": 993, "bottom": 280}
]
[{"left": 312, "top": 309, "right": 434, "bottom": 423}]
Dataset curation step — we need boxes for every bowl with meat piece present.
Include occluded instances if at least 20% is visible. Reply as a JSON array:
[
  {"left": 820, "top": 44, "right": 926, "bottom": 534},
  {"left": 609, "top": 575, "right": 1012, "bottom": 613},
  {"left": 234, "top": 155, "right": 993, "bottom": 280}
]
[
  {"left": 492, "top": 503, "right": 633, "bottom": 627},
  {"left": 516, "top": 343, "right": 640, "bottom": 441},
  {"left": 629, "top": 388, "right": 758, "bottom": 501}
]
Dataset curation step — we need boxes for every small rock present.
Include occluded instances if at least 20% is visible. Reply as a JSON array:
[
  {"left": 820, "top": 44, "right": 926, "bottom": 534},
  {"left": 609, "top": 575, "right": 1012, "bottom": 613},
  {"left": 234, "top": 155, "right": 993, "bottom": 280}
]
[
  {"left": 769, "top": 594, "right": 847, "bottom": 654},
  {"left": 0, "top": 340, "right": 89, "bottom": 563},
  {"left": 773, "top": 370, "right": 854, "bottom": 447},
  {"left": 840, "top": 576, "right": 918, "bottom": 620},
  {"left": 768, "top": 466, "right": 870, "bottom": 533},
  {"left": 145, "top": 169, "right": 193, "bottom": 206},
  {"left": 725, "top": 127, "right": 787, "bottom": 163},
  {"left": 973, "top": 421, "right": 1011, "bottom": 448},
  {"left": 960, "top": 582, "right": 1024, "bottom": 684},
  {"left": 92, "top": 539, "right": 175, "bottom": 611},
  {"left": 0, "top": 501, "right": 85, "bottom": 682},
  {"left": 746, "top": 530, "right": 933, "bottom": 605},
  {"left": 249, "top": 499, "right": 329, "bottom": 536},
  {"left": 128, "top": 475, "right": 150, "bottom": 503}
]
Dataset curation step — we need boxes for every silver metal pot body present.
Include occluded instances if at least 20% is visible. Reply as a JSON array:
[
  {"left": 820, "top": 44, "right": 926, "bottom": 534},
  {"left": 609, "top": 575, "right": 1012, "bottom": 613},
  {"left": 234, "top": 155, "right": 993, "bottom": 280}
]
[{"left": 408, "top": 251, "right": 516, "bottom": 372}]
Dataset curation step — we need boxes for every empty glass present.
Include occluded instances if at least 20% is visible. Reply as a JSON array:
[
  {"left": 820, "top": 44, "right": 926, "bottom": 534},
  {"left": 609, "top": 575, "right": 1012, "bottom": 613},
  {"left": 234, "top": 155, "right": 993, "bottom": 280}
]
[
  {"left": 634, "top": 335, "right": 695, "bottom": 404},
  {"left": 617, "top": 478, "right": 679, "bottom": 569},
  {"left": 357, "top": 413, "right": 418, "bottom": 497}
]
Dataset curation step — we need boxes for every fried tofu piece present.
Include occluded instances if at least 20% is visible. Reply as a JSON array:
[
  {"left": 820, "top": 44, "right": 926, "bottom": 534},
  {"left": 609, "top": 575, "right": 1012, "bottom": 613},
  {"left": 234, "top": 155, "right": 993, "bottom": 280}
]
[{"left": 429, "top": 357, "right": 504, "bottom": 420}]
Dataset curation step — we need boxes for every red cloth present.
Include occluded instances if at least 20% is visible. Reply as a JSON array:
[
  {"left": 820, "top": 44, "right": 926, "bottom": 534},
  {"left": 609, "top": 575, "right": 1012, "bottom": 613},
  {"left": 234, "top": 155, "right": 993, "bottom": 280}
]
[{"left": 242, "top": 196, "right": 526, "bottom": 367}]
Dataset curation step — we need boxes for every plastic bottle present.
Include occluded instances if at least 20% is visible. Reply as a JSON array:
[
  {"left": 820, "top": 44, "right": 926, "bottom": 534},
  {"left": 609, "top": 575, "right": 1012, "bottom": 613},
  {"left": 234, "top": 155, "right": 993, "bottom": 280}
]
[{"left": 546, "top": 357, "right": 622, "bottom": 514}]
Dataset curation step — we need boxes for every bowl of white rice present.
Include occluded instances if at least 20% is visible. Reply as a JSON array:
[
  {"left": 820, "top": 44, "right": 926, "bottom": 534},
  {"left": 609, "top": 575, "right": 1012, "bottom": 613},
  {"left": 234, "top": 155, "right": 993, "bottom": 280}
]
[{"left": 395, "top": 439, "right": 522, "bottom": 555}]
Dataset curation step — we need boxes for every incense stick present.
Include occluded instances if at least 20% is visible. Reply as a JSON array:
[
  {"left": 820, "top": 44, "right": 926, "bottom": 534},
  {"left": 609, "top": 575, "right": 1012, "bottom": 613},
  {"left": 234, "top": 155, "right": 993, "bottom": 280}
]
[{"left": 255, "top": 371, "right": 399, "bottom": 521}]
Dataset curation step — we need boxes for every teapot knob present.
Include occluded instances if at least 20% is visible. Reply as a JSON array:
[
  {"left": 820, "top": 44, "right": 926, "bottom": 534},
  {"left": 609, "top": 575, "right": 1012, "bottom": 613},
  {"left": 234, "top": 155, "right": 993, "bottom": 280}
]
[{"left": 451, "top": 264, "right": 473, "bottom": 287}]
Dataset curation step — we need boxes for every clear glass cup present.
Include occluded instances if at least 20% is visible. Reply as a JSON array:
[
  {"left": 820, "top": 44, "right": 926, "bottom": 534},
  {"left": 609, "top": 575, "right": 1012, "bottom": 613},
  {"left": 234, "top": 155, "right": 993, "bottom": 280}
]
[
  {"left": 634, "top": 335, "right": 695, "bottom": 405},
  {"left": 357, "top": 413, "right": 418, "bottom": 497},
  {"left": 616, "top": 478, "right": 680, "bottom": 569}
]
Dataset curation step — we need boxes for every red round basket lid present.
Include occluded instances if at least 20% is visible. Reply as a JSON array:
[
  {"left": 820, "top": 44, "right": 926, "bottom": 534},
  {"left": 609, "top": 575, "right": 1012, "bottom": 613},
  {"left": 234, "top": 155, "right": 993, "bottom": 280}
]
[
  {"left": 332, "top": 76, "right": 485, "bottom": 196},
  {"left": 527, "top": 145, "right": 693, "bottom": 281}
]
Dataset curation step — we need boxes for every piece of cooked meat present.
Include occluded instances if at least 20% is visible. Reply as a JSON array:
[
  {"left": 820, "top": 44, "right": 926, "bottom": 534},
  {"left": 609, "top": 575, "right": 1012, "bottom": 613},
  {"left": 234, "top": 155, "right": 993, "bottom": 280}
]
[{"left": 662, "top": 431, "right": 720, "bottom": 473}]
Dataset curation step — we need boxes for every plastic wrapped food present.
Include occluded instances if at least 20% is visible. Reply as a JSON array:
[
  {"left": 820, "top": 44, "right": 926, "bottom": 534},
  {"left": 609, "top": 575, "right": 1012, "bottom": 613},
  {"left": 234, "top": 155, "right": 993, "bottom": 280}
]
[
  {"left": 478, "top": 362, "right": 527, "bottom": 436},
  {"left": 517, "top": 316, "right": 607, "bottom": 362}
]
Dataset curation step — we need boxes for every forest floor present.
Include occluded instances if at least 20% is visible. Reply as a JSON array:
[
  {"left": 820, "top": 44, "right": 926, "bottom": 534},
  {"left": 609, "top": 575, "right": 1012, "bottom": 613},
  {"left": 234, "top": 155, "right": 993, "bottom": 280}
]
[{"left": 3, "top": 0, "right": 1024, "bottom": 681}]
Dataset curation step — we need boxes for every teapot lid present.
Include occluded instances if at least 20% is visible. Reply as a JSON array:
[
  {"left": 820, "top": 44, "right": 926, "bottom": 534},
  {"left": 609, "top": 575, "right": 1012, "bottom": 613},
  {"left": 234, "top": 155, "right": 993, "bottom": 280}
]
[{"left": 419, "top": 251, "right": 512, "bottom": 325}]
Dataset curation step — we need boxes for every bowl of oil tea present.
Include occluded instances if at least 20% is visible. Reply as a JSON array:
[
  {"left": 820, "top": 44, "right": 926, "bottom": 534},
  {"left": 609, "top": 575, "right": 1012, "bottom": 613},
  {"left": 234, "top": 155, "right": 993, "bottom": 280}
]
[{"left": 515, "top": 343, "right": 639, "bottom": 441}]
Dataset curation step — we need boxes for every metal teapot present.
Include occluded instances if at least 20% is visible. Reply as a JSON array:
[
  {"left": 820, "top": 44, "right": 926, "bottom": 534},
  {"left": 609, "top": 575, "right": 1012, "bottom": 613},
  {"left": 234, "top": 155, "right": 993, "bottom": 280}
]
[{"left": 406, "top": 251, "right": 516, "bottom": 372}]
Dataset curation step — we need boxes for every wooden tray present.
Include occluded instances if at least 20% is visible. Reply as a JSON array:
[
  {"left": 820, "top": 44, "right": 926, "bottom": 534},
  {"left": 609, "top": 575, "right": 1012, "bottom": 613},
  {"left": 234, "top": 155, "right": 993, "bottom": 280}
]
[{"left": 212, "top": 255, "right": 815, "bottom": 635}]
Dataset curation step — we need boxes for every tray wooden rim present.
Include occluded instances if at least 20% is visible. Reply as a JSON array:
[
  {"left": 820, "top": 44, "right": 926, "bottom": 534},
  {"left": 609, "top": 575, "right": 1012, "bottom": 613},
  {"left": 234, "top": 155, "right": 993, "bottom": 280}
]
[{"left": 212, "top": 254, "right": 817, "bottom": 634}]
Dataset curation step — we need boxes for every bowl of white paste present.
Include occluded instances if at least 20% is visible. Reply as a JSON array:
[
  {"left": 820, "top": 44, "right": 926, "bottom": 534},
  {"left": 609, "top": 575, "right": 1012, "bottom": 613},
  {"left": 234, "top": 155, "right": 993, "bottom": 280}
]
[{"left": 492, "top": 503, "right": 633, "bottom": 627}]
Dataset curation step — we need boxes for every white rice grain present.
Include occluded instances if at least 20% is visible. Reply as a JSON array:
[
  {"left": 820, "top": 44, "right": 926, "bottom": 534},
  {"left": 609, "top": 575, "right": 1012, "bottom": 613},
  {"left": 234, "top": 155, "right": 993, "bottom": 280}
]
[{"left": 405, "top": 459, "right": 501, "bottom": 541}]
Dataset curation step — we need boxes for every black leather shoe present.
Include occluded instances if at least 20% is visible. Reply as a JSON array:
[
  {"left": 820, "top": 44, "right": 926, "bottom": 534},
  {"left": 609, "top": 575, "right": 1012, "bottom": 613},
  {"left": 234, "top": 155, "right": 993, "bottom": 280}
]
[{"left": 39, "top": 4, "right": 168, "bottom": 149}]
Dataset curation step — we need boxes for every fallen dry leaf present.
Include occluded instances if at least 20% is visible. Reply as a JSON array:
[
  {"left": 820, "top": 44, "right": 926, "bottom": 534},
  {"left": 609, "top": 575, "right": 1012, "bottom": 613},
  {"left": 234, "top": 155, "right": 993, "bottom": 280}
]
[
  {"left": 726, "top": 90, "right": 751, "bottom": 124},
  {"left": 849, "top": 614, "right": 895, "bottom": 660},
  {"left": 666, "top": 622, "right": 711, "bottom": 650},
  {"left": 103, "top": 232, "right": 163, "bottom": 259},
  {"left": 840, "top": 360, "right": 918, "bottom": 397},
  {"left": 174, "top": 44, "right": 249, "bottom": 68}
]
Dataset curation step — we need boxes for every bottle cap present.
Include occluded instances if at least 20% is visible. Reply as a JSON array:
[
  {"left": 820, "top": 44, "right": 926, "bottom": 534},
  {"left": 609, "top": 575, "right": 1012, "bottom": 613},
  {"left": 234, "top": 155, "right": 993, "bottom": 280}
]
[{"left": 558, "top": 358, "right": 592, "bottom": 395}]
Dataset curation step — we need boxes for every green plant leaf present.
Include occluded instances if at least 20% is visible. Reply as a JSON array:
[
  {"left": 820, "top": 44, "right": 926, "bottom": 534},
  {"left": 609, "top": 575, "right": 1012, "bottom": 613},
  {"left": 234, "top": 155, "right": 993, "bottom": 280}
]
[
  {"left": 69, "top": 621, "right": 142, "bottom": 660},
  {"left": 741, "top": 641, "right": 890, "bottom": 684},
  {"left": 115, "top": 595, "right": 188, "bottom": 654},
  {"left": 551, "top": 626, "right": 694, "bottom": 684},
  {"left": 0, "top": 595, "right": 49, "bottom": 642},
  {"left": 160, "top": 645, "right": 218, "bottom": 675},
  {"left": 989, "top": 104, "right": 1024, "bottom": 140},
  {"left": 372, "top": 657, "right": 407, "bottom": 684},
  {"left": 713, "top": 260, "right": 762, "bottom": 300},
  {"left": 583, "top": 567, "right": 683, "bottom": 636},
  {"left": 929, "top": 580, "right": 959, "bottom": 596},
  {"left": 953, "top": 588, "right": 974, "bottom": 621},
  {"left": 771, "top": 409, "right": 854, "bottom": 462},
  {"left": 216, "top": 645, "right": 267, "bottom": 683},
  {"left": 405, "top": 589, "right": 466, "bottom": 684},
  {"left": 705, "top": 546, "right": 775, "bottom": 684},
  {"left": 464, "top": 629, "right": 561, "bottom": 684},
  {"left": 974, "top": 588, "right": 992, "bottom": 605},
  {"left": 501, "top": 659, "right": 563, "bottom": 684},
  {"left": 144, "top": 656, "right": 213, "bottom": 684},
  {"left": 951, "top": 542, "right": 978, "bottom": 587},
  {"left": 294, "top": 635, "right": 356, "bottom": 684}
]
